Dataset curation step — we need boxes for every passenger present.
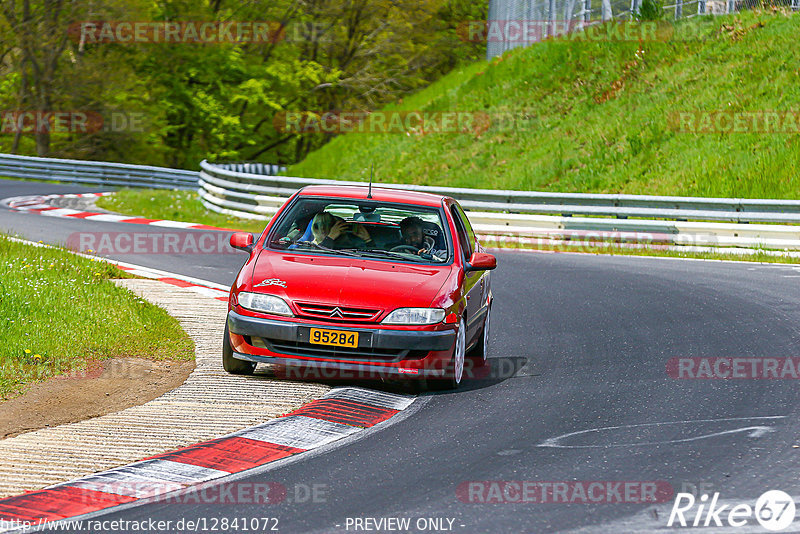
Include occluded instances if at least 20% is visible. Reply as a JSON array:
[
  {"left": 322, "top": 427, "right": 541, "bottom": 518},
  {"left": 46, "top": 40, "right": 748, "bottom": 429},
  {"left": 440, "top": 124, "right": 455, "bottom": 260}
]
[
  {"left": 285, "top": 214, "right": 315, "bottom": 242},
  {"left": 311, "top": 212, "right": 374, "bottom": 249}
]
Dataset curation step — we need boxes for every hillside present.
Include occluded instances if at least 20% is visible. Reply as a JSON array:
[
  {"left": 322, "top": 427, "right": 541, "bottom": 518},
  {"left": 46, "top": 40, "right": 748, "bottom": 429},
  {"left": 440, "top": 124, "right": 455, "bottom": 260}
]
[{"left": 288, "top": 11, "right": 800, "bottom": 199}]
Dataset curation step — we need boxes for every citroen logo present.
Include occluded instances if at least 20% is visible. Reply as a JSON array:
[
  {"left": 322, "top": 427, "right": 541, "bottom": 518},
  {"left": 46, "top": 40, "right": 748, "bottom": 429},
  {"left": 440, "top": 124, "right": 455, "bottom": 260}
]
[{"left": 330, "top": 307, "right": 344, "bottom": 318}]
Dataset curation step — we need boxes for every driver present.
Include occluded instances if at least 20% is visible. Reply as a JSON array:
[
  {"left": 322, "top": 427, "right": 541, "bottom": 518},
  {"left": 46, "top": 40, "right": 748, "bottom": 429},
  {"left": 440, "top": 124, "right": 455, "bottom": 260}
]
[
  {"left": 399, "top": 216, "right": 436, "bottom": 254},
  {"left": 394, "top": 216, "right": 447, "bottom": 261}
]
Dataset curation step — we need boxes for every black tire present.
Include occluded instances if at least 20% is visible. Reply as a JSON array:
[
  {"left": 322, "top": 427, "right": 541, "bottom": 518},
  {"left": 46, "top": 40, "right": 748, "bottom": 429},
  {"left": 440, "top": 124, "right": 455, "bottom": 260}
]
[
  {"left": 427, "top": 319, "right": 466, "bottom": 391},
  {"left": 222, "top": 323, "right": 256, "bottom": 375}
]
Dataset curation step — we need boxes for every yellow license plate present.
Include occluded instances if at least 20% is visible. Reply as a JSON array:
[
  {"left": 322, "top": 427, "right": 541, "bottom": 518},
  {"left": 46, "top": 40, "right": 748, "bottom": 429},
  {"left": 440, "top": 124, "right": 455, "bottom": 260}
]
[{"left": 310, "top": 328, "right": 359, "bottom": 348}]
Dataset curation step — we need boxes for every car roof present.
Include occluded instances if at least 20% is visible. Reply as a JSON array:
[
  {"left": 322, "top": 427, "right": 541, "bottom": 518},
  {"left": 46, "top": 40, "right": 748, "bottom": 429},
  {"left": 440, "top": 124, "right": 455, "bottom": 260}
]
[{"left": 297, "top": 185, "right": 447, "bottom": 207}]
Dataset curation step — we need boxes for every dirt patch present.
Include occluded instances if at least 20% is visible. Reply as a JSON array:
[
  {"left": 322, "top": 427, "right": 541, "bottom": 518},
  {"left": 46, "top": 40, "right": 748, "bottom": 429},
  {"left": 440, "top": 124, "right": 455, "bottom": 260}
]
[{"left": 0, "top": 358, "right": 194, "bottom": 439}]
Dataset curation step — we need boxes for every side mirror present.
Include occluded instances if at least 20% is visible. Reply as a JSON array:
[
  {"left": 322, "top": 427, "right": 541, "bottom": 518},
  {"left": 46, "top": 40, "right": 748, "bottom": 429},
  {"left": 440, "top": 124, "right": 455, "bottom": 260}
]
[
  {"left": 466, "top": 252, "right": 497, "bottom": 272},
  {"left": 230, "top": 232, "right": 254, "bottom": 253}
]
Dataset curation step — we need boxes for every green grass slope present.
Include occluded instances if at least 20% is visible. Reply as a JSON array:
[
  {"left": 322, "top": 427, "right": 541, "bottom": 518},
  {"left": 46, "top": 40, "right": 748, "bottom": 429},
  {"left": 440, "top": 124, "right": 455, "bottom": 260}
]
[{"left": 288, "top": 10, "right": 800, "bottom": 199}]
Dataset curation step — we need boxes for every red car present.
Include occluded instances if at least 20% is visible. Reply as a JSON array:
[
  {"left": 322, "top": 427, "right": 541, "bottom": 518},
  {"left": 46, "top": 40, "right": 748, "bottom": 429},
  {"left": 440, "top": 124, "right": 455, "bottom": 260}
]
[{"left": 224, "top": 185, "right": 496, "bottom": 389}]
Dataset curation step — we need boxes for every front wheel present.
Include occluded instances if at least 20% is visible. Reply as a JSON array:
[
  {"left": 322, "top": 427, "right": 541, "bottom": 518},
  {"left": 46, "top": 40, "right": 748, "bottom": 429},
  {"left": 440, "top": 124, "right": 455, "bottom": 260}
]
[
  {"left": 222, "top": 323, "right": 256, "bottom": 375},
  {"left": 428, "top": 319, "right": 465, "bottom": 391}
]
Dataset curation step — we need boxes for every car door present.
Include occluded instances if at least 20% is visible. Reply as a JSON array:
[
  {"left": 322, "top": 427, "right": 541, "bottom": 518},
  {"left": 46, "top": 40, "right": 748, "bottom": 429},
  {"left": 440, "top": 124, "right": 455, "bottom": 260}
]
[{"left": 450, "top": 202, "right": 483, "bottom": 346}]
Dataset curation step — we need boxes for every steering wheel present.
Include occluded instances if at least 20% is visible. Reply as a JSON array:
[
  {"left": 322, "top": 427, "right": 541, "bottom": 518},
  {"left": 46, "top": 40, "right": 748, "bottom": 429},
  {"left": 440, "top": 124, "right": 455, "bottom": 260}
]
[{"left": 390, "top": 245, "right": 420, "bottom": 253}]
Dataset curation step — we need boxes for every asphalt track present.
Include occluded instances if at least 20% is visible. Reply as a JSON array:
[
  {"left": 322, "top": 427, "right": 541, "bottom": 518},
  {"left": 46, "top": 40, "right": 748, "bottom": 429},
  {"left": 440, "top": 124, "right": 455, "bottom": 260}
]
[{"left": 3, "top": 178, "right": 800, "bottom": 533}]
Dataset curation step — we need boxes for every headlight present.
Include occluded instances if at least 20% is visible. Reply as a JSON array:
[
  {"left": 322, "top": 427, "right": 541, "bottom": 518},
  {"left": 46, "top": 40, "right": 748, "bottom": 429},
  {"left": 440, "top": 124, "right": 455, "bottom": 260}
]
[
  {"left": 238, "top": 292, "right": 293, "bottom": 316},
  {"left": 382, "top": 308, "right": 445, "bottom": 325}
]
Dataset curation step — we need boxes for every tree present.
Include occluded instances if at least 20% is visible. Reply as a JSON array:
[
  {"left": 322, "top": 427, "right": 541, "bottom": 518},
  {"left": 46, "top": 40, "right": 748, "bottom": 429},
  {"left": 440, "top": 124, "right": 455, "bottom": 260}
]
[
  {"left": 0, "top": 0, "right": 488, "bottom": 166},
  {"left": 1, "top": 0, "right": 79, "bottom": 155}
]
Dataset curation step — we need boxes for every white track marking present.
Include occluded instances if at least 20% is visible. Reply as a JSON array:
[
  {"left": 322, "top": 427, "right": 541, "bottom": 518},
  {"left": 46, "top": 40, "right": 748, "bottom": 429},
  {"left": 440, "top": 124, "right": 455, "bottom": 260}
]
[{"left": 538, "top": 416, "right": 787, "bottom": 448}]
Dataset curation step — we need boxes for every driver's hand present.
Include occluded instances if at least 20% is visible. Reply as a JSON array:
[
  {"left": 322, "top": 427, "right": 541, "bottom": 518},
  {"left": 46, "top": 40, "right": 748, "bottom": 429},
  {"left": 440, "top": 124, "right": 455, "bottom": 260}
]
[
  {"left": 328, "top": 221, "right": 347, "bottom": 240},
  {"left": 353, "top": 224, "right": 371, "bottom": 242}
]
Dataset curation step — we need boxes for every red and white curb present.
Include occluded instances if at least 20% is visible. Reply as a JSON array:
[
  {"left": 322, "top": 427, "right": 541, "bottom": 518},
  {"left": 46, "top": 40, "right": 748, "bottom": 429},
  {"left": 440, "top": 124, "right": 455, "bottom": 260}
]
[
  {"left": 0, "top": 387, "right": 414, "bottom": 530},
  {"left": 2, "top": 193, "right": 235, "bottom": 232},
  {"left": 114, "top": 264, "right": 229, "bottom": 301}
]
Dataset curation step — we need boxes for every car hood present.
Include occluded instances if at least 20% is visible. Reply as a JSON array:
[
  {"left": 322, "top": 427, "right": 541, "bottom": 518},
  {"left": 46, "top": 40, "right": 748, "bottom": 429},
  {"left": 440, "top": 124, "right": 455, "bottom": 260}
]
[{"left": 250, "top": 251, "right": 452, "bottom": 311}]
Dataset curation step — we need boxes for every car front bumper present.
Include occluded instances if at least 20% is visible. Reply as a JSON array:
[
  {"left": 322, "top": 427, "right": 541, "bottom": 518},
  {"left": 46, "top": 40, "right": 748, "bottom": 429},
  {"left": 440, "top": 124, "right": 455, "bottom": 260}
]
[{"left": 227, "top": 310, "right": 457, "bottom": 379}]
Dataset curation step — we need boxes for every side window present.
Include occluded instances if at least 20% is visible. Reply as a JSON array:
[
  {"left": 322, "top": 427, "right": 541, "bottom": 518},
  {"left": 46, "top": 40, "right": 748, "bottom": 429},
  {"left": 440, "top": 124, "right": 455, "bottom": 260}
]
[
  {"left": 450, "top": 205, "right": 473, "bottom": 259},
  {"left": 453, "top": 204, "right": 475, "bottom": 256}
]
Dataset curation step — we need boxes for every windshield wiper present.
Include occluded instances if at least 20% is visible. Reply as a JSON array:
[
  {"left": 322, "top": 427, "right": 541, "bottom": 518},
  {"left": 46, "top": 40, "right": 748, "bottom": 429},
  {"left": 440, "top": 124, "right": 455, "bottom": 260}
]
[
  {"left": 351, "top": 249, "right": 428, "bottom": 262},
  {"left": 297, "top": 241, "right": 361, "bottom": 257}
]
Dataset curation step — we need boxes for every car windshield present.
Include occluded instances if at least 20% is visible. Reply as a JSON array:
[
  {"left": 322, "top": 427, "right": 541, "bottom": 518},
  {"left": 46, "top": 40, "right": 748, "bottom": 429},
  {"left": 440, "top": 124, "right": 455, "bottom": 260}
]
[{"left": 266, "top": 197, "right": 451, "bottom": 264}]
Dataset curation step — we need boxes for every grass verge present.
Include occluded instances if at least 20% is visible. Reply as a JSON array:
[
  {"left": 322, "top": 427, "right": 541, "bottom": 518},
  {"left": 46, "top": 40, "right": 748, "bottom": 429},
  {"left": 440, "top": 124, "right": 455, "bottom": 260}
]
[
  {"left": 0, "top": 236, "right": 194, "bottom": 400},
  {"left": 288, "top": 10, "right": 800, "bottom": 199},
  {"left": 95, "top": 188, "right": 269, "bottom": 234}
]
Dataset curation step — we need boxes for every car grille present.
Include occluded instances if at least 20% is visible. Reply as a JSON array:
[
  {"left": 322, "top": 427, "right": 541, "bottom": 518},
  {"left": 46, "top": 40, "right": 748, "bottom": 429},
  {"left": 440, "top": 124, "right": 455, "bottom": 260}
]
[
  {"left": 294, "top": 302, "right": 381, "bottom": 323},
  {"left": 249, "top": 337, "right": 426, "bottom": 363}
]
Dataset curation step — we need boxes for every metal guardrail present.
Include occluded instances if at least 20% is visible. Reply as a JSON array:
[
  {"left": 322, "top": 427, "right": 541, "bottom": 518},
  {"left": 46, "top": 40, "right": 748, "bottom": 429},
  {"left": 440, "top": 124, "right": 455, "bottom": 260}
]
[
  {"left": 0, "top": 153, "right": 197, "bottom": 190},
  {"left": 199, "top": 160, "right": 800, "bottom": 224},
  {"left": 1, "top": 154, "right": 798, "bottom": 250},
  {"left": 198, "top": 160, "right": 800, "bottom": 250}
]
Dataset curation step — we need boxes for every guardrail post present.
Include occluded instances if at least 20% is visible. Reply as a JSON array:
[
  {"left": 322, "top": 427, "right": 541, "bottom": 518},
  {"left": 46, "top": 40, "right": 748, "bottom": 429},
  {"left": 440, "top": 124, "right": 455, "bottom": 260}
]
[
  {"left": 584, "top": 0, "right": 592, "bottom": 23},
  {"left": 601, "top": 0, "right": 612, "bottom": 20},
  {"left": 675, "top": 0, "right": 683, "bottom": 18}
]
